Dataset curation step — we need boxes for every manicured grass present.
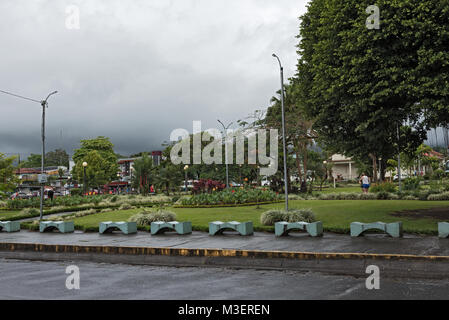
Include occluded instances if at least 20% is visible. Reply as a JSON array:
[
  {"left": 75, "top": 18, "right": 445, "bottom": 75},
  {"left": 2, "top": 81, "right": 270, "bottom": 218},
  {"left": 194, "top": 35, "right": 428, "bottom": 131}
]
[
  {"left": 313, "top": 186, "right": 362, "bottom": 194},
  {"left": 70, "top": 200, "right": 449, "bottom": 235},
  {"left": 0, "top": 211, "right": 23, "bottom": 220}
]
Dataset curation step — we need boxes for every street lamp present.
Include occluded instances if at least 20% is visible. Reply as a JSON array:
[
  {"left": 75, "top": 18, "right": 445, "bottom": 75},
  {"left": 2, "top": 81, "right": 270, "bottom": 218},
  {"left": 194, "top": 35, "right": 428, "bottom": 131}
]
[
  {"left": 0, "top": 89, "right": 57, "bottom": 220},
  {"left": 217, "top": 119, "right": 233, "bottom": 189},
  {"left": 184, "top": 165, "right": 189, "bottom": 192},
  {"left": 83, "top": 162, "right": 88, "bottom": 196},
  {"left": 272, "top": 53, "right": 289, "bottom": 211},
  {"left": 39, "top": 91, "right": 58, "bottom": 220}
]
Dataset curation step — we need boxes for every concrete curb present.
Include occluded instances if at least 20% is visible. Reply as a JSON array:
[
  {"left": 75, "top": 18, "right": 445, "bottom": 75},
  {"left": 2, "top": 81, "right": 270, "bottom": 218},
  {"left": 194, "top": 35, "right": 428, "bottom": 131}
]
[{"left": 1, "top": 242, "right": 449, "bottom": 279}]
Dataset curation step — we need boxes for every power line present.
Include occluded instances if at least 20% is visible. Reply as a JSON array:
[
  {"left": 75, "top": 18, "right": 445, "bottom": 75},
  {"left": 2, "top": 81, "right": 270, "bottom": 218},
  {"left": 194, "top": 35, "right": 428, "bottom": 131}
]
[{"left": 0, "top": 89, "right": 41, "bottom": 103}]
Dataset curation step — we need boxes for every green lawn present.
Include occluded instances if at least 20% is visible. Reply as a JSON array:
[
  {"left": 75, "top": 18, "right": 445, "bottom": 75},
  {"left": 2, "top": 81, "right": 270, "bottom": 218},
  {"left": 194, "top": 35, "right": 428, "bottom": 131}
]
[
  {"left": 313, "top": 186, "right": 362, "bottom": 194},
  {"left": 70, "top": 200, "right": 449, "bottom": 235},
  {"left": 0, "top": 211, "right": 23, "bottom": 220}
]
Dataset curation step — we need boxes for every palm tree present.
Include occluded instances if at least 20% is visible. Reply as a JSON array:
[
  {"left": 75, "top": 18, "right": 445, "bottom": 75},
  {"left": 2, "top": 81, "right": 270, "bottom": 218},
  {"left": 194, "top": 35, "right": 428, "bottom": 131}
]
[
  {"left": 153, "top": 163, "right": 183, "bottom": 196},
  {"left": 132, "top": 153, "right": 154, "bottom": 195}
]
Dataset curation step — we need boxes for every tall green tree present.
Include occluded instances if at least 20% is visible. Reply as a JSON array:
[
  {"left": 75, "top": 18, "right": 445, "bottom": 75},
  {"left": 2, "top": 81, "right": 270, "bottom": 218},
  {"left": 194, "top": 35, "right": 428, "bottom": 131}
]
[
  {"left": 45, "top": 149, "right": 70, "bottom": 168},
  {"left": 72, "top": 137, "right": 118, "bottom": 187},
  {"left": 295, "top": 0, "right": 444, "bottom": 179},
  {"left": 132, "top": 153, "right": 154, "bottom": 194},
  {"left": 0, "top": 153, "right": 18, "bottom": 192}
]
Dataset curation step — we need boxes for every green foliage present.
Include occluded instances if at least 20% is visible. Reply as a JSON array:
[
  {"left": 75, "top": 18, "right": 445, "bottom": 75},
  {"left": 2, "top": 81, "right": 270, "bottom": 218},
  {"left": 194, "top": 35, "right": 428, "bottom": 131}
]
[
  {"left": 427, "top": 192, "right": 449, "bottom": 201},
  {"left": 295, "top": 0, "right": 446, "bottom": 166},
  {"left": 318, "top": 192, "right": 377, "bottom": 200},
  {"left": 132, "top": 153, "right": 154, "bottom": 195},
  {"left": 180, "top": 188, "right": 281, "bottom": 206},
  {"left": 129, "top": 209, "right": 177, "bottom": 226},
  {"left": 432, "top": 169, "right": 445, "bottom": 180},
  {"left": 370, "top": 182, "right": 397, "bottom": 193},
  {"left": 45, "top": 149, "right": 70, "bottom": 168},
  {"left": 402, "top": 177, "right": 422, "bottom": 191},
  {"left": 20, "top": 208, "right": 39, "bottom": 216},
  {"left": 72, "top": 137, "right": 118, "bottom": 188},
  {"left": 260, "top": 209, "right": 316, "bottom": 226},
  {"left": 376, "top": 192, "right": 399, "bottom": 200},
  {"left": 0, "top": 153, "right": 19, "bottom": 192},
  {"left": 70, "top": 188, "right": 82, "bottom": 196}
]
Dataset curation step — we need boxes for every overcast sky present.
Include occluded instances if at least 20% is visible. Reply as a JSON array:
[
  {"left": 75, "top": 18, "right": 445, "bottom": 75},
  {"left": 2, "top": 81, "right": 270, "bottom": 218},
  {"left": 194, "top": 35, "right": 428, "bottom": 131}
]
[{"left": 0, "top": 0, "right": 309, "bottom": 158}]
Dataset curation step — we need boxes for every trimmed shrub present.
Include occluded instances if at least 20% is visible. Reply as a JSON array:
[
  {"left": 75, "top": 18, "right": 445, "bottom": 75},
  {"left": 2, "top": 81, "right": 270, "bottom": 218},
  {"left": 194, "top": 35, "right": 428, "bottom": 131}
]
[
  {"left": 359, "top": 193, "right": 377, "bottom": 200},
  {"left": 403, "top": 177, "right": 421, "bottom": 191},
  {"left": 129, "top": 210, "right": 177, "bottom": 226},
  {"left": 370, "top": 182, "right": 397, "bottom": 193},
  {"left": 427, "top": 192, "right": 449, "bottom": 201},
  {"left": 70, "top": 188, "right": 82, "bottom": 196},
  {"left": 260, "top": 209, "right": 316, "bottom": 226},
  {"left": 402, "top": 195, "right": 419, "bottom": 201},
  {"left": 119, "top": 203, "right": 133, "bottom": 210},
  {"left": 20, "top": 208, "right": 39, "bottom": 216},
  {"left": 288, "top": 194, "right": 305, "bottom": 201}
]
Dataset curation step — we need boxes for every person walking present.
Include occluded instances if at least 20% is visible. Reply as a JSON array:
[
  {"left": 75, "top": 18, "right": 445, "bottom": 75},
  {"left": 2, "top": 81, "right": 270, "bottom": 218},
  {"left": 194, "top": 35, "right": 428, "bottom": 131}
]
[{"left": 359, "top": 173, "right": 371, "bottom": 194}]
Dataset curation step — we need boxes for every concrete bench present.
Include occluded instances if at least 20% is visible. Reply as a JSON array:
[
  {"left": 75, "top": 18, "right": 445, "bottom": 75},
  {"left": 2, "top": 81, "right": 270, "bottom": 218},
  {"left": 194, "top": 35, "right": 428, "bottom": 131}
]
[
  {"left": 151, "top": 221, "right": 192, "bottom": 235},
  {"left": 351, "top": 222, "right": 403, "bottom": 238},
  {"left": 99, "top": 221, "right": 137, "bottom": 235},
  {"left": 40, "top": 221, "right": 74, "bottom": 233},
  {"left": 438, "top": 222, "right": 449, "bottom": 238},
  {"left": 209, "top": 221, "right": 253, "bottom": 236},
  {"left": 0, "top": 221, "right": 20, "bottom": 233},
  {"left": 275, "top": 221, "right": 323, "bottom": 237}
]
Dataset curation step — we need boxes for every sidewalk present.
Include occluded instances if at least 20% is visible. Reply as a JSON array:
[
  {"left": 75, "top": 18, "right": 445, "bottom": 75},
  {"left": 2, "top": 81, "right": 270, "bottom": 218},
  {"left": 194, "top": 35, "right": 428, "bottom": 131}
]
[
  {"left": 1, "top": 230, "right": 448, "bottom": 279},
  {"left": 0, "top": 230, "right": 448, "bottom": 256}
]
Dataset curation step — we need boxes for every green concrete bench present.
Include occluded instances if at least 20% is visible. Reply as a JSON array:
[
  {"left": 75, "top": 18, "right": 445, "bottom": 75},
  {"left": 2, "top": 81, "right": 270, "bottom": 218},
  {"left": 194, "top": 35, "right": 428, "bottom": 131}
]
[
  {"left": 209, "top": 221, "right": 253, "bottom": 236},
  {"left": 151, "top": 221, "right": 192, "bottom": 235},
  {"left": 0, "top": 221, "right": 20, "bottom": 233},
  {"left": 351, "top": 221, "right": 403, "bottom": 238},
  {"left": 275, "top": 221, "right": 323, "bottom": 237},
  {"left": 40, "top": 221, "right": 74, "bottom": 233},
  {"left": 99, "top": 221, "right": 137, "bottom": 235},
  {"left": 438, "top": 222, "right": 449, "bottom": 238}
]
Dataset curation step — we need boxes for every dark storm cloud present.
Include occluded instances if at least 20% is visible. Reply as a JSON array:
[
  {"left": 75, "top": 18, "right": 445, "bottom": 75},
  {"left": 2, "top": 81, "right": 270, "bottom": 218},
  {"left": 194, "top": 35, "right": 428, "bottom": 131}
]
[{"left": 0, "top": 0, "right": 308, "bottom": 158}]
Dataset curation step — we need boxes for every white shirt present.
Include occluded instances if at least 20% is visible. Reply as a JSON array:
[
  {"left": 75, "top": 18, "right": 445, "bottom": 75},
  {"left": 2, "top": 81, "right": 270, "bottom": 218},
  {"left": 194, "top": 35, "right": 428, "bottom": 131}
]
[{"left": 361, "top": 176, "right": 370, "bottom": 185}]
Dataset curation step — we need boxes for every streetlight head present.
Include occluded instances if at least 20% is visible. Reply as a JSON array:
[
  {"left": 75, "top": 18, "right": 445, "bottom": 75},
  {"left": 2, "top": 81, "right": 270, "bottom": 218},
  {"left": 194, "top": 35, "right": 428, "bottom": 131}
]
[{"left": 82, "top": 162, "right": 88, "bottom": 167}]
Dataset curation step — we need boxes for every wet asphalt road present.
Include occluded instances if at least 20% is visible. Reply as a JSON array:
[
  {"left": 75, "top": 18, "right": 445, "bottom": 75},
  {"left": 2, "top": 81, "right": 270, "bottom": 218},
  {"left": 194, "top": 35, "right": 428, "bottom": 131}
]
[{"left": 0, "top": 259, "right": 448, "bottom": 300}]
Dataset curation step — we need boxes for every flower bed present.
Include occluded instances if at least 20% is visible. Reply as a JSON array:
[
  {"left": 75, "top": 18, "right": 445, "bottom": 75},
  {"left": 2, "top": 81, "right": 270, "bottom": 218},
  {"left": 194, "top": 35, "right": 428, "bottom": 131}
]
[{"left": 179, "top": 188, "right": 281, "bottom": 206}]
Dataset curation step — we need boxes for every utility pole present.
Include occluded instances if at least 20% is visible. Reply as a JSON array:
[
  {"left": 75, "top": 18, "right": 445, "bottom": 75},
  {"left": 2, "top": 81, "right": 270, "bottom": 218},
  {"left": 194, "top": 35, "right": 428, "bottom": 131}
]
[
  {"left": 217, "top": 119, "right": 233, "bottom": 189},
  {"left": 273, "top": 54, "right": 289, "bottom": 211},
  {"left": 0, "top": 89, "right": 57, "bottom": 220}
]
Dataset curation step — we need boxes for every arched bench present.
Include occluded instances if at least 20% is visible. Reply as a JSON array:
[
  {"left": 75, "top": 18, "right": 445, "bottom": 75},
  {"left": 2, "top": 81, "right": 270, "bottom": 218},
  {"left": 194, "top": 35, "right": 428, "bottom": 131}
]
[
  {"left": 40, "top": 221, "right": 74, "bottom": 233},
  {"left": 209, "top": 221, "right": 253, "bottom": 236},
  {"left": 439, "top": 222, "right": 449, "bottom": 238},
  {"left": 275, "top": 221, "right": 323, "bottom": 237},
  {"left": 99, "top": 221, "right": 137, "bottom": 235},
  {"left": 0, "top": 221, "right": 20, "bottom": 233},
  {"left": 151, "top": 221, "right": 192, "bottom": 235},
  {"left": 351, "top": 222, "right": 403, "bottom": 238}
]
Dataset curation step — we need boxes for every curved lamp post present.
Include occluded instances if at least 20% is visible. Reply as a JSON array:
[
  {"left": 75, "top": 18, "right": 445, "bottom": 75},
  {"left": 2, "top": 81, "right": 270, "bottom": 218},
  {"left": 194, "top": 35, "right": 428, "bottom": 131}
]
[
  {"left": 217, "top": 119, "right": 233, "bottom": 188},
  {"left": 272, "top": 54, "right": 289, "bottom": 211},
  {"left": 39, "top": 91, "right": 58, "bottom": 220}
]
